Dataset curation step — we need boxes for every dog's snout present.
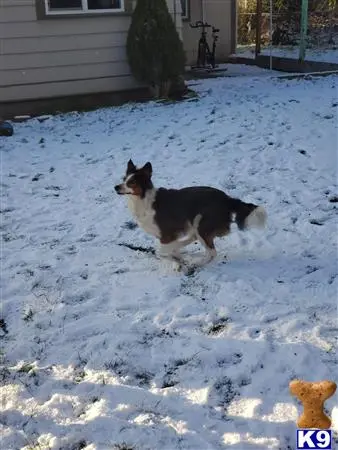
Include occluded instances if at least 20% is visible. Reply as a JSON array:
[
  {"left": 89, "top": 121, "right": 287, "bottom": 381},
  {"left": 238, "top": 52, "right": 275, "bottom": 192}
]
[{"left": 114, "top": 185, "right": 120, "bottom": 192}]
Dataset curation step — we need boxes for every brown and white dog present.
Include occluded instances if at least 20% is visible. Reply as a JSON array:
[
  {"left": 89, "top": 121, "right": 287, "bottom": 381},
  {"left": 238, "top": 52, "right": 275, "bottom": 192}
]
[{"left": 115, "top": 160, "right": 267, "bottom": 270}]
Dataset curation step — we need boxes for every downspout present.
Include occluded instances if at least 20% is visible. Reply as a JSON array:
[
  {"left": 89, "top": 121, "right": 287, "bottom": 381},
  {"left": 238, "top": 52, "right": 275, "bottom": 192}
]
[
  {"left": 173, "top": 0, "right": 177, "bottom": 29},
  {"left": 201, "top": 0, "right": 205, "bottom": 22},
  {"left": 173, "top": 0, "right": 183, "bottom": 41}
]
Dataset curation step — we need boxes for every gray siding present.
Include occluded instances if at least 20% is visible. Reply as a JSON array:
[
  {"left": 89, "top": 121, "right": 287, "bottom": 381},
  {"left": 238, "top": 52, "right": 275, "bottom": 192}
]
[
  {"left": 0, "top": 0, "right": 137, "bottom": 102},
  {"left": 0, "top": 0, "right": 233, "bottom": 106}
]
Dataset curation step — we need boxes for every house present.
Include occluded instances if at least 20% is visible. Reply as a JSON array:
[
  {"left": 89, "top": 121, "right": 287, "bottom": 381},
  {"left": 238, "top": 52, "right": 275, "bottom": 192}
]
[{"left": 0, "top": 0, "right": 236, "bottom": 118}]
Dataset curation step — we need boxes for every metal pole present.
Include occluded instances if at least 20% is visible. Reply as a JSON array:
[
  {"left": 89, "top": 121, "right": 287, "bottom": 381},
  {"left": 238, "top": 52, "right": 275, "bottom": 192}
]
[
  {"left": 173, "top": 0, "right": 177, "bottom": 28},
  {"left": 269, "top": 0, "right": 272, "bottom": 70},
  {"left": 255, "top": 0, "right": 262, "bottom": 57},
  {"left": 299, "top": 0, "right": 309, "bottom": 62}
]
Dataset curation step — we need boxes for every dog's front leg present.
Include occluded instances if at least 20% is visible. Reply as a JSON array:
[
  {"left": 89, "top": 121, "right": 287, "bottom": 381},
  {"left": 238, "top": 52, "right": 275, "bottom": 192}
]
[
  {"left": 158, "top": 240, "right": 187, "bottom": 271},
  {"left": 158, "top": 234, "right": 197, "bottom": 258},
  {"left": 158, "top": 241, "right": 183, "bottom": 260}
]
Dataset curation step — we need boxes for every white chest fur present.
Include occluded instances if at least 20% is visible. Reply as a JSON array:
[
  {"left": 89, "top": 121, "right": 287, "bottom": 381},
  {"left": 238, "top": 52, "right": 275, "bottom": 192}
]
[{"left": 127, "top": 189, "right": 160, "bottom": 238}]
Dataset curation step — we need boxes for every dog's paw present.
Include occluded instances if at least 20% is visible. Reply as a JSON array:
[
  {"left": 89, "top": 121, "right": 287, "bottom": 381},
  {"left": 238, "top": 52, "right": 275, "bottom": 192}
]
[
  {"left": 173, "top": 262, "right": 183, "bottom": 272},
  {"left": 182, "top": 264, "right": 199, "bottom": 277},
  {"left": 159, "top": 259, "right": 182, "bottom": 274}
]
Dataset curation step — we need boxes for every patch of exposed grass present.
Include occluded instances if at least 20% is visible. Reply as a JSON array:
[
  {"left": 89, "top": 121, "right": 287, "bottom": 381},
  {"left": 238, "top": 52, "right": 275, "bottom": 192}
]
[
  {"left": 0, "top": 318, "right": 8, "bottom": 334},
  {"left": 207, "top": 317, "right": 231, "bottom": 335},
  {"left": 113, "top": 443, "right": 135, "bottom": 450},
  {"left": 23, "top": 309, "right": 34, "bottom": 322},
  {"left": 18, "top": 363, "right": 35, "bottom": 374}
]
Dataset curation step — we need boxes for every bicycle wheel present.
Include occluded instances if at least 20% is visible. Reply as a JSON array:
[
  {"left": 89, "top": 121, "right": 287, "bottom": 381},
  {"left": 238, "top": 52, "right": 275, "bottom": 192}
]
[
  {"left": 197, "top": 41, "right": 207, "bottom": 67},
  {"left": 205, "top": 42, "right": 214, "bottom": 68}
]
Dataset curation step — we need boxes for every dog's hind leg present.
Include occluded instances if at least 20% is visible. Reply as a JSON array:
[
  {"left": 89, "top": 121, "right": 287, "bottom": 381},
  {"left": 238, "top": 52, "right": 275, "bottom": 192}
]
[
  {"left": 193, "top": 213, "right": 231, "bottom": 267},
  {"left": 196, "top": 233, "right": 217, "bottom": 265},
  {"left": 180, "top": 232, "right": 216, "bottom": 276},
  {"left": 194, "top": 217, "right": 220, "bottom": 266}
]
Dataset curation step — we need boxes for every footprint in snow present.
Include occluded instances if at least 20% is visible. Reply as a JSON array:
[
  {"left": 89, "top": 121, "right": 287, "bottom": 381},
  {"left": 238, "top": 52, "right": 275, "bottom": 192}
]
[
  {"left": 247, "top": 327, "right": 262, "bottom": 339},
  {"left": 0, "top": 207, "right": 15, "bottom": 214},
  {"left": 122, "top": 220, "right": 138, "bottom": 230},
  {"left": 78, "top": 232, "right": 97, "bottom": 243},
  {"left": 328, "top": 195, "right": 338, "bottom": 203},
  {"left": 45, "top": 185, "right": 61, "bottom": 191},
  {"left": 65, "top": 245, "right": 77, "bottom": 255},
  {"left": 80, "top": 270, "right": 89, "bottom": 280},
  {"left": 217, "top": 353, "right": 243, "bottom": 368},
  {"left": 54, "top": 221, "right": 73, "bottom": 232},
  {"left": 211, "top": 376, "right": 239, "bottom": 412},
  {"left": 32, "top": 173, "right": 44, "bottom": 182},
  {"left": 328, "top": 274, "right": 336, "bottom": 285}
]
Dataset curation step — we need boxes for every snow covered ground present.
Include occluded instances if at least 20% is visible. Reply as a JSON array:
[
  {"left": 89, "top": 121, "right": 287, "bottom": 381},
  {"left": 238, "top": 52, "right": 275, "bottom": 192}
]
[
  {"left": 1, "top": 66, "right": 337, "bottom": 450},
  {"left": 235, "top": 45, "right": 338, "bottom": 64}
]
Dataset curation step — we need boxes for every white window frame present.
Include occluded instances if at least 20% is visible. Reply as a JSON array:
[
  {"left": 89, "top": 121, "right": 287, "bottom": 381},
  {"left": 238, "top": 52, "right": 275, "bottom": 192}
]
[
  {"left": 44, "top": 0, "right": 124, "bottom": 15},
  {"left": 181, "top": 0, "right": 189, "bottom": 20}
]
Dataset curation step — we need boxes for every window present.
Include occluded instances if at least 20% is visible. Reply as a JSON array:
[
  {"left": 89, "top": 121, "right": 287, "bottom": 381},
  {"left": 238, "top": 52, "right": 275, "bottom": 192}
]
[
  {"left": 181, "top": 0, "right": 189, "bottom": 20},
  {"left": 45, "top": 0, "right": 123, "bottom": 14}
]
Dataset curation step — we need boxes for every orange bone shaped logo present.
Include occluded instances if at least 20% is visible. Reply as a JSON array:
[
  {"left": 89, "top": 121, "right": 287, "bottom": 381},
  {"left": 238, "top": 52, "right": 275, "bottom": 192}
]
[{"left": 289, "top": 379, "right": 337, "bottom": 429}]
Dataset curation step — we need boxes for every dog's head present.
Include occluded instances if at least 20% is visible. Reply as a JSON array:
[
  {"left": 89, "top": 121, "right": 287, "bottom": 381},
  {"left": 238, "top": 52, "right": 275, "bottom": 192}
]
[{"left": 115, "top": 159, "right": 153, "bottom": 198}]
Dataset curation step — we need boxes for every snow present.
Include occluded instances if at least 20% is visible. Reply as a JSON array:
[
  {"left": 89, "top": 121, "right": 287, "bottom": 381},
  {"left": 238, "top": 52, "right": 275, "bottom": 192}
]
[
  {"left": 1, "top": 66, "right": 337, "bottom": 450},
  {"left": 234, "top": 45, "right": 338, "bottom": 64}
]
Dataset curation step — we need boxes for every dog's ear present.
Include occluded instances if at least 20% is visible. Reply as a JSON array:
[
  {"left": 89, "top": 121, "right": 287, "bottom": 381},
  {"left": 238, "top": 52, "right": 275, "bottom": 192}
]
[
  {"left": 142, "top": 162, "right": 152, "bottom": 178},
  {"left": 127, "top": 159, "right": 136, "bottom": 174}
]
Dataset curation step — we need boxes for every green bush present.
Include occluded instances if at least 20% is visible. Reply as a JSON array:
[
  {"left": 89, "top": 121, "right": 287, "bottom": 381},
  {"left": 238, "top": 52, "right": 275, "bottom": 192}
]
[{"left": 126, "top": 0, "right": 186, "bottom": 99}]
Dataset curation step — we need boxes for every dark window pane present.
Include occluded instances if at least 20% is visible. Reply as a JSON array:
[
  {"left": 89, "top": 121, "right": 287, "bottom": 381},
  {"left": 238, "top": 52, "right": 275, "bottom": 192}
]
[
  {"left": 88, "top": 0, "right": 121, "bottom": 9},
  {"left": 181, "top": 0, "right": 187, "bottom": 16},
  {"left": 49, "top": 0, "right": 82, "bottom": 9}
]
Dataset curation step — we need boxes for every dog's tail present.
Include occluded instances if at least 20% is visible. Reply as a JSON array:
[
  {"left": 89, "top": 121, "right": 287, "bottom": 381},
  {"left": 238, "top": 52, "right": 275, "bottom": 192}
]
[{"left": 230, "top": 198, "right": 267, "bottom": 231}]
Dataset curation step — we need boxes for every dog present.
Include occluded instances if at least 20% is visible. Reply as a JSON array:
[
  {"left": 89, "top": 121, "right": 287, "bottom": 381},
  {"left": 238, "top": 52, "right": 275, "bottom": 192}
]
[{"left": 115, "top": 159, "right": 267, "bottom": 270}]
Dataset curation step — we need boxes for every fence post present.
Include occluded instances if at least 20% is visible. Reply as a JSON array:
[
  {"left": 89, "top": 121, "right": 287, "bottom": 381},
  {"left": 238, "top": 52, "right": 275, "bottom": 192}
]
[
  {"left": 255, "top": 0, "right": 262, "bottom": 57},
  {"left": 269, "top": 0, "right": 273, "bottom": 69},
  {"left": 299, "top": 0, "right": 309, "bottom": 62}
]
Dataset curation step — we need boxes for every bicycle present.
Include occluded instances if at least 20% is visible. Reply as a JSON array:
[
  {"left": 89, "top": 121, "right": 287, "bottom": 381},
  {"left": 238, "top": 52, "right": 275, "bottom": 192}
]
[{"left": 189, "top": 21, "right": 220, "bottom": 69}]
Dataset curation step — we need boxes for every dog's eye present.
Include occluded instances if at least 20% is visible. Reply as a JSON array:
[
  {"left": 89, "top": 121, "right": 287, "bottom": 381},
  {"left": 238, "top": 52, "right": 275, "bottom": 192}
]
[{"left": 129, "top": 180, "right": 136, "bottom": 186}]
